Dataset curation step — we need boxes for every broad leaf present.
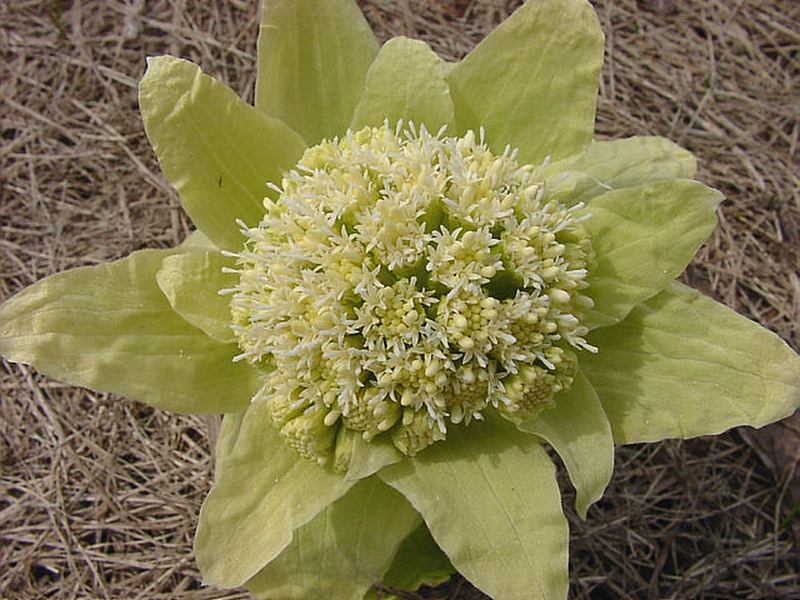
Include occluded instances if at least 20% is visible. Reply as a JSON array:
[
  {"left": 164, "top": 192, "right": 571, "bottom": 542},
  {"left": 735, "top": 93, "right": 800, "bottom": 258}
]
[
  {"left": 156, "top": 249, "right": 237, "bottom": 344},
  {"left": 257, "top": 0, "right": 379, "bottom": 144},
  {"left": 0, "top": 250, "right": 257, "bottom": 414},
  {"left": 545, "top": 136, "right": 697, "bottom": 205},
  {"left": 519, "top": 373, "right": 613, "bottom": 519},
  {"left": 582, "top": 282, "right": 800, "bottom": 444},
  {"left": 447, "top": 0, "right": 604, "bottom": 164},
  {"left": 380, "top": 417, "right": 568, "bottom": 600},
  {"left": 195, "top": 401, "right": 355, "bottom": 587},
  {"left": 351, "top": 37, "right": 454, "bottom": 133},
  {"left": 582, "top": 179, "right": 722, "bottom": 328},
  {"left": 246, "top": 477, "right": 419, "bottom": 600},
  {"left": 140, "top": 56, "right": 305, "bottom": 250},
  {"left": 379, "top": 522, "right": 454, "bottom": 594}
]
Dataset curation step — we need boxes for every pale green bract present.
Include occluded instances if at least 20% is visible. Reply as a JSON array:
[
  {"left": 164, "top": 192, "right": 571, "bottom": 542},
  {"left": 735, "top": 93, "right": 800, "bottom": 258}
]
[{"left": 0, "top": 1, "right": 798, "bottom": 599}]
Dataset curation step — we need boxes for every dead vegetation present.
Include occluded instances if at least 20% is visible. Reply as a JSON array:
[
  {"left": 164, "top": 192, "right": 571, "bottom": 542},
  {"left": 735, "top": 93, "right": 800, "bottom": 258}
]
[{"left": 1, "top": 0, "right": 798, "bottom": 598}]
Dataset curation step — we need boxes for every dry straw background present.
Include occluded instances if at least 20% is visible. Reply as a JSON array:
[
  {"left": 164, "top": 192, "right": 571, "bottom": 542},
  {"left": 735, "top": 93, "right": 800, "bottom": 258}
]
[{"left": 1, "top": 0, "right": 799, "bottom": 598}]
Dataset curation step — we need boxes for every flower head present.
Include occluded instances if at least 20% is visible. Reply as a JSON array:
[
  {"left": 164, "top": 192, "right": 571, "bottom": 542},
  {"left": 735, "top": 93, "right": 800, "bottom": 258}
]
[
  {"left": 0, "top": 0, "right": 798, "bottom": 599},
  {"left": 230, "top": 123, "right": 595, "bottom": 462}
]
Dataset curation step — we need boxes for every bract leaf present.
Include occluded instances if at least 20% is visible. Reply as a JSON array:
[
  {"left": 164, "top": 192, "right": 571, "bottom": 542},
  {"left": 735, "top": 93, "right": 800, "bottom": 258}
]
[
  {"left": 139, "top": 56, "right": 305, "bottom": 250},
  {"left": 194, "top": 401, "right": 355, "bottom": 587},
  {"left": 544, "top": 136, "right": 697, "bottom": 206},
  {"left": 0, "top": 249, "right": 257, "bottom": 414},
  {"left": 380, "top": 417, "right": 568, "bottom": 600},
  {"left": 246, "top": 477, "right": 419, "bottom": 600},
  {"left": 582, "top": 281, "right": 800, "bottom": 444},
  {"left": 179, "top": 230, "right": 217, "bottom": 250},
  {"left": 256, "top": 0, "right": 378, "bottom": 144},
  {"left": 213, "top": 412, "right": 245, "bottom": 480},
  {"left": 351, "top": 37, "right": 454, "bottom": 133},
  {"left": 379, "top": 522, "right": 454, "bottom": 594},
  {"left": 345, "top": 435, "right": 403, "bottom": 482},
  {"left": 156, "top": 249, "right": 236, "bottom": 344},
  {"left": 447, "top": 0, "right": 604, "bottom": 164},
  {"left": 519, "top": 373, "right": 613, "bottom": 519},
  {"left": 582, "top": 179, "right": 722, "bottom": 328}
]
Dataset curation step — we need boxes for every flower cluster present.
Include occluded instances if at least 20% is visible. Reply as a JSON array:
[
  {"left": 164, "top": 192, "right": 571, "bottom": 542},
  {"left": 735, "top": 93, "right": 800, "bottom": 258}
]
[{"left": 228, "top": 123, "right": 595, "bottom": 462}]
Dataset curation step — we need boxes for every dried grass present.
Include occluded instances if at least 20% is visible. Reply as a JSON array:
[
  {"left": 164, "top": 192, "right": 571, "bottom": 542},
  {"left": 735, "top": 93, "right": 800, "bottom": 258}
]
[{"left": 1, "top": 0, "right": 798, "bottom": 598}]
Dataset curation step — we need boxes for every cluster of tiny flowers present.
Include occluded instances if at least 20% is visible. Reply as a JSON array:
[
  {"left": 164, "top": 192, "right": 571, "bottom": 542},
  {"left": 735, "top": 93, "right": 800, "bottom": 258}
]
[{"left": 226, "top": 122, "right": 596, "bottom": 466}]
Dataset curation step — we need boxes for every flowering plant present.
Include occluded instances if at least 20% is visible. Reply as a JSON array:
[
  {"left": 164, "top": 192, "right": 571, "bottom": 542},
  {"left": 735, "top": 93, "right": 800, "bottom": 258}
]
[{"left": 1, "top": 0, "right": 798, "bottom": 598}]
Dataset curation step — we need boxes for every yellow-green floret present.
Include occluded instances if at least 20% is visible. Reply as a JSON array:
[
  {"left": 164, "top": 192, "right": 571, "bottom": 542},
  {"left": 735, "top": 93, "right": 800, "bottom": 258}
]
[{"left": 228, "top": 122, "right": 596, "bottom": 466}]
